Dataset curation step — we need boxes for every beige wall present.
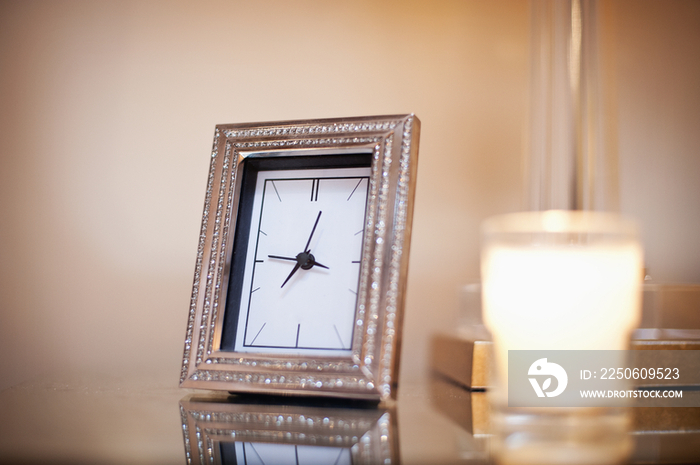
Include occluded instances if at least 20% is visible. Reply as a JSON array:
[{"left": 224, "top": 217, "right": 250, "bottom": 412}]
[
  {"left": 615, "top": 0, "right": 700, "bottom": 284},
  {"left": 1, "top": 0, "right": 698, "bottom": 391}
]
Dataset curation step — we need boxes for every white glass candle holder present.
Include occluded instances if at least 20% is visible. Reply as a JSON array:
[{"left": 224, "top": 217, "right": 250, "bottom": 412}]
[{"left": 481, "top": 210, "right": 643, "bottom": 465}]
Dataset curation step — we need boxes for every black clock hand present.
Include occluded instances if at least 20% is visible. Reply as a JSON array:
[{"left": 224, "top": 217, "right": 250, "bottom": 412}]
[
  {"left": 268, "top": 255, "right": 297, "bottom": 262},
  {"left": 278, "top": 211, "right": 326, "bottom": 288},
  {"left": 269, "top": 254, "right": 329, "bottom": 269},
  {"left": 309, "top": 258, "right": 329, "bottom": 269},
  {"left": 304, "top": 210, "right": 322, "bottom": 253},
  {"left": 277, "top": 253, "right": 330, "bottom": 287},
  {"left": 281, "top": 262, "right": 301, "bottom": 288}
]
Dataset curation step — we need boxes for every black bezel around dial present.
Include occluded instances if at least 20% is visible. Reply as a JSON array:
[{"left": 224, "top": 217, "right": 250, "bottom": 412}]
[{"left": 220, "top": 153, "right": 372, "bottom": 352}]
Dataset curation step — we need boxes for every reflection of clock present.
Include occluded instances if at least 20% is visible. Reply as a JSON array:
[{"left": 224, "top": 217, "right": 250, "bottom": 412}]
[
  {"left": 179, "top": 397, "right": 399, "bottom": 465},
  {"left": 220, "top": 443, "right": 351, "bottom": 465},
  {"left": 180, "top": 115, "right": 420, "bottom": 400},
  {"left": 228, "top": 166, "right": 371, "bottom": 357}
]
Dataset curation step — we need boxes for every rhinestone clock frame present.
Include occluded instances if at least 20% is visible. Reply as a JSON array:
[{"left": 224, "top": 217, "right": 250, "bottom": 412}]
[{"left": 180, "top": 115, "right": 420, "bottom": 401}]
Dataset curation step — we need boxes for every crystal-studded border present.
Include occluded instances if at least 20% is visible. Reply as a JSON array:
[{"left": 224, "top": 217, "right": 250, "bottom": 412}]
[
  {"left": 195, "top": 141, "right": 232, "bottom": 366},
  {"left": 189, "top": 370, "right": 371, "bottom": 393},
  {"left": 378, "top": 115, "right": 415, "bottom": 398},
  {"left": 180, "top": 404, "right": 193, "bottom": 465},
  {"left": 361, "top": 133, "right": 393, "bottom": 380},
  {"left": 179, "top": 400, "right": 397, "bottom": 464},
  {"left": 181, "top": 128, "right": 220, "bottom": 383},
  {"left": 352, "top": 142, "right": 382, "bottom": 370},
  {"left": 223, "top": 119, "right": 397, "bottom": 139},
  {"left": 180, "top": 115, "right": 420, "bottom": 400},
  {"left": 206, "top": 140, "right": 237, "bottom": 357}
]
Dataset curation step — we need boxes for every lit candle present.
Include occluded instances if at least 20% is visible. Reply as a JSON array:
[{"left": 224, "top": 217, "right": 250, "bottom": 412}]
[{"left": 483, "top": 238, "right": 643, "bottom": 385}]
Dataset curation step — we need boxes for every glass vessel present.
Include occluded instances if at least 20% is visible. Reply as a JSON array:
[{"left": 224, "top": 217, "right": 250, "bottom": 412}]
[{"left": 481, "top": 210, "right": 643, "bottom": 465}]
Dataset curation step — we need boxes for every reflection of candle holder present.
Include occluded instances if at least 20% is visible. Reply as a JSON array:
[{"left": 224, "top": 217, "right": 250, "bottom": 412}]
[{"left": 180, "top": 395, "right": 398, "bottom": 464}]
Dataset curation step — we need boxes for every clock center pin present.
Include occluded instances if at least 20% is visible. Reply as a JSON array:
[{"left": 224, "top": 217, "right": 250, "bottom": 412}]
[{"left": 297, "top": 252, "right": 316, "bottom": 270}]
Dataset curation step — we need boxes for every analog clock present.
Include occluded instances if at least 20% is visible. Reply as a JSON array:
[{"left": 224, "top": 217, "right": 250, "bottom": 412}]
[{"left": 180, "top": 115, "right": 420, "bottom": 400}]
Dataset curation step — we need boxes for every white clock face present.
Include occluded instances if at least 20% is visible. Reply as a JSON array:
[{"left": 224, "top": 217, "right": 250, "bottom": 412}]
[{"left": 232, "top": 165, "right": 371, "bottom": 357}]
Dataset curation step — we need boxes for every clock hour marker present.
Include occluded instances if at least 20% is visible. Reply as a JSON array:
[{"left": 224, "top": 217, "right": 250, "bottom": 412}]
[
  {"left": 250, "top": 323, "right": 266, "bottom": 345},
  {"left": 252, "top": 287, "right": 260, "bottom": 293},
  {"left": 259, "top": 230, "right": 267, "bottom": 236},
  {"left": 270, "top": 180, "right": 282, "bottom": 202},
  {"left": 332, "top": 448, "right": 344, "bottom": 465},
  {"left": 295, "top": 324, "right": 301, "bottom": 348},
  {"left": 354, "top": 229, "right": 364, "bottom": 236},
  {"left": 352, "top": 260, "right": 360, "bottom": 263},
  {"left": 333, "top": 325, "right": 346, "bottom": 349},
  {"left": 247, "top": 444, "right": 265, "bottom": 464},
  {"left": 310, "top": 179, "right": 320, "bottom": 201},
  {"left": 349, "top": 288, "right": 357, "bottom": 295},
  {"left": 347, "top": 178, "right": 364, "bottom": 201}
]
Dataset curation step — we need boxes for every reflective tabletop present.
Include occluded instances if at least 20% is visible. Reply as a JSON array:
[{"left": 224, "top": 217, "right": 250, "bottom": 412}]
[{"left": 0, "top": 372, "right": 698, "bottom": 464}]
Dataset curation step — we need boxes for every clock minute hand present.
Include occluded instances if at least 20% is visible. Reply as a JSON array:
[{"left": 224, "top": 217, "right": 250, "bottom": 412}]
[
  {"left": 304, "top": 210, "right": 322, "bottom": 253},
  {"left": 279, "top": 211, "right": 326, "bottom": 288}
]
